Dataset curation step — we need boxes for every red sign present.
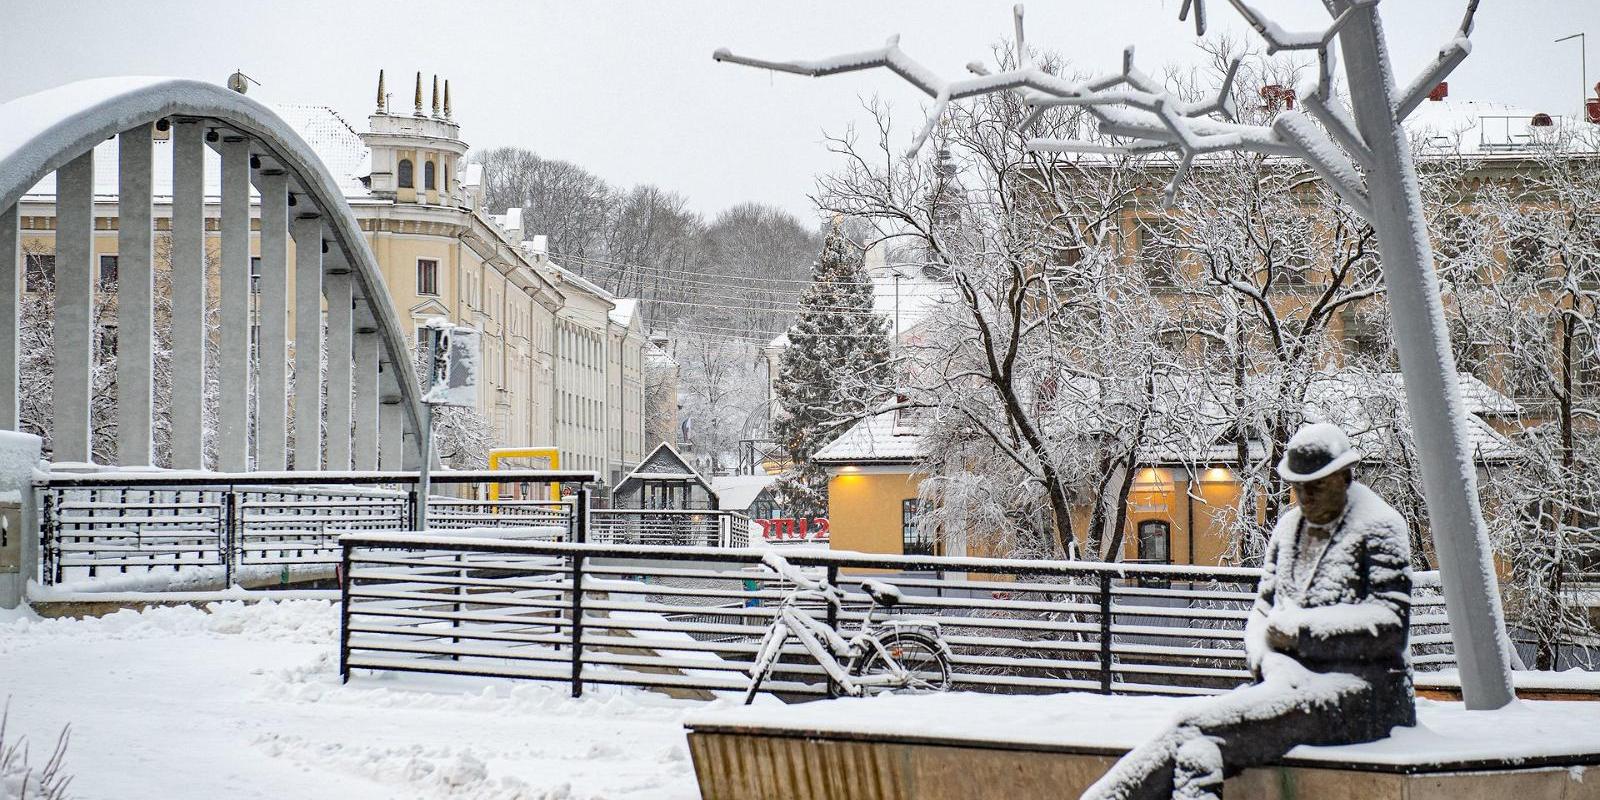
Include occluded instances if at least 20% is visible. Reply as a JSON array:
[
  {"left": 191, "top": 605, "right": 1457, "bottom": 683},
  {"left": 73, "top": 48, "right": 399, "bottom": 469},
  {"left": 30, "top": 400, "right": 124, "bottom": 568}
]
[{"left": 757, "top": 517, "right": 830, "bottom": 542}]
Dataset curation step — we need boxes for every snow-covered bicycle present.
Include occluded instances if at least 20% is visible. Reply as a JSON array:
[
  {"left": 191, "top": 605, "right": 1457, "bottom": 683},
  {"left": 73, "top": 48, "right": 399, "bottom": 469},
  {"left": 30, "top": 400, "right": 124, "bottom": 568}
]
[{"left": 743, "top": 551, "right": 953, "bottom": 704}]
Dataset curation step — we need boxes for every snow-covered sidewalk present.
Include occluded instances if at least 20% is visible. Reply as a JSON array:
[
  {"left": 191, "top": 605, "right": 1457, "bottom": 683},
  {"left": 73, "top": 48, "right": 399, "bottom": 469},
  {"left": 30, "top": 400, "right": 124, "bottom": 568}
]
[{"left": 0, "top": 600, "right": 722, "bottom": 800}]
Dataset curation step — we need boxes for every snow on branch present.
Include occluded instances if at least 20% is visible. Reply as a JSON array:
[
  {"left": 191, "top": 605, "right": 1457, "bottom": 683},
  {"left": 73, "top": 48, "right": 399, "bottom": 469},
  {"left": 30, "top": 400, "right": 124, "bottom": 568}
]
[
  {"left": 715, "top": 3, "right": 1382, "bottom": 213},
  {"left": 1394, "top": 0, "right": 1479, "bottom": 122}
]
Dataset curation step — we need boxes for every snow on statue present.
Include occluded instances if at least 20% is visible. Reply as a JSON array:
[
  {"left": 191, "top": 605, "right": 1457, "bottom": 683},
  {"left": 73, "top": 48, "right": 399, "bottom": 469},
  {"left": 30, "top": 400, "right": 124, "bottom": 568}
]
[{"left": 1084, "top": 423, "right": 1413, "bottom": 800}]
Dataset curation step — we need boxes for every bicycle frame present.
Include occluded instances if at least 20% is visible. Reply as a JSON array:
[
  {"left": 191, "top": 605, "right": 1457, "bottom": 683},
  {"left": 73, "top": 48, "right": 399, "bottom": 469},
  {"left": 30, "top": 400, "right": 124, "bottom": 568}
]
[{"left": 745, "top": 561, "right": 920, "bottom": 700}]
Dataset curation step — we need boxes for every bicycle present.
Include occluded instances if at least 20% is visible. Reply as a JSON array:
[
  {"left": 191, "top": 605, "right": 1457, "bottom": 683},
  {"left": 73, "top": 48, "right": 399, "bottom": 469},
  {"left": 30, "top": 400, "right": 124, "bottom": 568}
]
[{"left": 743, "top": 551, "right": 953, "bottom": 704}]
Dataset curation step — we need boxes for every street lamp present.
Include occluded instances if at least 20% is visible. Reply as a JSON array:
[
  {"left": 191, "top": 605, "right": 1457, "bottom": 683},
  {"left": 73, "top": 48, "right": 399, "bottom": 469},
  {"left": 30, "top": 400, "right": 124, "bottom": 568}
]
[{"left": 1556, "top": 33, "right": 1587, "bottom": 118}]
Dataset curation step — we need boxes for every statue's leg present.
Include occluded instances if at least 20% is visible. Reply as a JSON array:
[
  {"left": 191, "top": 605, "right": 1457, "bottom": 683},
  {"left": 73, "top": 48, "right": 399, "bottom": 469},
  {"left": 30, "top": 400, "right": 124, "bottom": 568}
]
[
  {"left": 1186, "top": 661, "right": 1374, "bottom": 784},
  {"left": 1078, "top": 724, "right": 1186, "bottom": 800},
  {"left": 1172, "top": 735, "right": 1224, "bottom": 800}
]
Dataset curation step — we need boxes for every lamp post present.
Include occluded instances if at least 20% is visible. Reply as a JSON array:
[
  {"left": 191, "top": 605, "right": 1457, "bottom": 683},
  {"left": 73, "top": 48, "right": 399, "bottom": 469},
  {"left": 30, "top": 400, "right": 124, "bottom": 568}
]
[{"left": 1556, "top": 33, "right": 1587, "bottom": 118}]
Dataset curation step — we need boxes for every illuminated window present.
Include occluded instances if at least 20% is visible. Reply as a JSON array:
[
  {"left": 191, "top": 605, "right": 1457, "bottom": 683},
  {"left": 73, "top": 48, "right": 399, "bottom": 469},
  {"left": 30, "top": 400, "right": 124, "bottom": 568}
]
[{"left": 902, "top": 499, "right": 935, "bottom": 556}]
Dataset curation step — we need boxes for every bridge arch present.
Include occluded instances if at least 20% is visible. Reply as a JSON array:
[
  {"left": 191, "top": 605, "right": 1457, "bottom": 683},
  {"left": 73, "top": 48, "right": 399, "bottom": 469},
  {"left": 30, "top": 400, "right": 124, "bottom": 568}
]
[{"left": 0, "top": 77, "right": 425, "bottom": 470}]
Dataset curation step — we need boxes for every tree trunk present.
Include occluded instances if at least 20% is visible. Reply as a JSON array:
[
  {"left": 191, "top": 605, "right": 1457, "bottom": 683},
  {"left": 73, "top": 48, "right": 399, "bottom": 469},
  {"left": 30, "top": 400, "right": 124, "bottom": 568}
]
[{"left": 1338, "top": 2, "right": 1515, "bottom": 708}]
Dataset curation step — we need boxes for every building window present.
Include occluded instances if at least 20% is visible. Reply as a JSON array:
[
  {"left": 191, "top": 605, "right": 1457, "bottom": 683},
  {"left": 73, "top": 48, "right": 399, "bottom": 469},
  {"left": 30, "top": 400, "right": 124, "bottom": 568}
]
[
  {"left": 424, "top": 160, "right": 436, "bottom": 190},
  {"left": 25, "top": 254, "right": 54, "bottom": 292},
  {"left": 902, "top": 499, "right": 935, "bottom": 556},
  {"left": 98, "top": 254, "right": 118, "bottom": 290},
  {"left": 398, "top": 159, "right": 414, "bottom": 189},
  {"left": 416, "top": 259, "right": 438, "bottom": 296},
  {"left": 1136, "top": 218, "right": 1180, "bottom": 288},
  {"left": 249, "top": 256, "right": 262, "bottom": 294},
  {"left": 1137, "top": 520, "right": 1172, "bottom": 564}
]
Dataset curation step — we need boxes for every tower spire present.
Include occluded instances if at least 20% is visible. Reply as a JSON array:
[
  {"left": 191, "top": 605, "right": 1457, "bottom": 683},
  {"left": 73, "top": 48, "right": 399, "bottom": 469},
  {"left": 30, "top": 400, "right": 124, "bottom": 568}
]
[
  {"left": 375, "top": 69, "right": 386, "bottom": 112},
  {"left": 431, "top": 75, "right": 441, "bottom": 117},
  {"left": 413, "top": 71, "right": 424, "bottom": 116},
  {"left": 443, "top": 79, "right": 452, "bottom": 119}
]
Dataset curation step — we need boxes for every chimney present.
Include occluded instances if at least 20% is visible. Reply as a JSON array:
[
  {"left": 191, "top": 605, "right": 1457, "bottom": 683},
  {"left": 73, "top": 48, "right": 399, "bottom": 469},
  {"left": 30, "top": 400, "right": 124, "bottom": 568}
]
[
  {"left": 1588, "top": 82, "right": 1600, "bottom": 124},
  {"left": 1260, "top": 85, "right": 1295, "bottom": 112},
  {"left": 1427, "top": 81, "right": 1448, "bottom": 102}
]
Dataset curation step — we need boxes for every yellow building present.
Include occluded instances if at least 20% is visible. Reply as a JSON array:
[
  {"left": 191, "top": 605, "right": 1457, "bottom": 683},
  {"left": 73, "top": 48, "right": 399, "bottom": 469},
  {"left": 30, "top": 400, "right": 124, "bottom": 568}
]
[{"left": 13, "top": 71, "right": 647, "bottom": 478}]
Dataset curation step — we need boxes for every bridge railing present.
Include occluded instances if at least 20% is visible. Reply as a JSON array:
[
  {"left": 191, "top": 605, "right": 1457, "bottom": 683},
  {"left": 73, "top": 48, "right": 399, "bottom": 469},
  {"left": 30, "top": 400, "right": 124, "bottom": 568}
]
[
  {"left": 33, "top": 469, "right": 595, "bottom": 588},
  {"left": 336, "top": 535, "right": 1455, "bottom": 700}
]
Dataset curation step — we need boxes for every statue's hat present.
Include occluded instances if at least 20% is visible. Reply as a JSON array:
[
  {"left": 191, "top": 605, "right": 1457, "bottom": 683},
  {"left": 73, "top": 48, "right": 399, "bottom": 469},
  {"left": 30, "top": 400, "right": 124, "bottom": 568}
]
[{"left": 1276, "top": 422, "right": 1363, "bottom": 483}]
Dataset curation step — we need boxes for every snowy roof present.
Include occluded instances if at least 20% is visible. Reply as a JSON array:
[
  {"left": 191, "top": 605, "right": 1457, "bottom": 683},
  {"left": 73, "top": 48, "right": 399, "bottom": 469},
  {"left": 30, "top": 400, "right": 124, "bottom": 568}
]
[
  {"left": 710, "top": 474, "right": 777, "bottom": 512},
  {"left": 609, "top": 298, "right": 640, "bottom": 327},
  {"left": 813, "top": 409, "right": 925, "bottom": 465},
  {"left": 816, "top": 370, "right": 1518, "bottom": 468},
  {"left": 1404, "top": 99, "right": 1596, "bottom": 157},
  {"left": 865, "top": 244, "right": 954, "bottom": 340}
]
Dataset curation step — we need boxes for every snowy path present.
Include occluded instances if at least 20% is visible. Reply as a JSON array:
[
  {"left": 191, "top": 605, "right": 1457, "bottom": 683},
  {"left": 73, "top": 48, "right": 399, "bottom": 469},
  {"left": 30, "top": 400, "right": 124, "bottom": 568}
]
[{"left": 0, "top": 601, "right": 718, "bottom": 800}]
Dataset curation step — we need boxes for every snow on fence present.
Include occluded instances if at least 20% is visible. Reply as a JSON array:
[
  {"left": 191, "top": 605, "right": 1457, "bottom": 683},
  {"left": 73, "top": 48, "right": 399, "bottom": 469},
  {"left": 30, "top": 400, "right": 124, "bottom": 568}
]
[
  {"left": 336, "top": 535, "right": 1456, "bottom": 700},
  {"left": 32, "top": 470, "right": 758, "bottom": 589},
  {"left": 33, "top": 470, "right": 594, "bottom": 587}
]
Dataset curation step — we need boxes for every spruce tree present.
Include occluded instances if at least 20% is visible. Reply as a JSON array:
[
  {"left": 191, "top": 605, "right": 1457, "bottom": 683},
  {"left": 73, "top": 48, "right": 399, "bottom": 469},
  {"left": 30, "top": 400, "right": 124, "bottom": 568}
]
[{"left": 773, "top": 223, "right": 891, "bottom": 517}]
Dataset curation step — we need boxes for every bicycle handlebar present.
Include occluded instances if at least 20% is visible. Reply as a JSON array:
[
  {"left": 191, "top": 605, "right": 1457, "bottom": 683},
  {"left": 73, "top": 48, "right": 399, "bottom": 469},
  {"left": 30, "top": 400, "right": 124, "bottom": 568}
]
[{"left": 761, "top": 551, "right": 844, "bottom": 604}]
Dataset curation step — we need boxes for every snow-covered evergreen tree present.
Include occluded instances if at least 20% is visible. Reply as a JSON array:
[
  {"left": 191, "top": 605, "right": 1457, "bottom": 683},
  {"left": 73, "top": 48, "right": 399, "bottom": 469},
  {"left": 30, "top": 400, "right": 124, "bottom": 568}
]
[{"left": 772, "top": 224, "right": 891, "bottom": 517}]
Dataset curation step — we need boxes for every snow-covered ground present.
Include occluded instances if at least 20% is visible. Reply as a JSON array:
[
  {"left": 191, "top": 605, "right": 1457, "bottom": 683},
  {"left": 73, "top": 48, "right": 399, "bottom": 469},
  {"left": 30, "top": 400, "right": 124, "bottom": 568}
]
[{"left": 0, "top": 600, "right": 726, "bottom": 800}]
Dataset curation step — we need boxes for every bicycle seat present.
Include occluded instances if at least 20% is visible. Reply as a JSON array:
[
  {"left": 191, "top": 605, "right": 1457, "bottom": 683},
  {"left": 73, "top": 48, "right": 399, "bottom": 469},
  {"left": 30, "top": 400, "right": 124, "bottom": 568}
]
[{"left": 860, "top": 579, "right": 902, "bottom": 607}]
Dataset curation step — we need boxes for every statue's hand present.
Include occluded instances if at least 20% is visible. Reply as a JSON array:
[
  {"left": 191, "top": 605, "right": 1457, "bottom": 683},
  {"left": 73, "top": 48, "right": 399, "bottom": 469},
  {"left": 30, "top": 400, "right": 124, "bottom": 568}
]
[{"left": 1266, "top": 617, "right": 1298, "bottom": 653}]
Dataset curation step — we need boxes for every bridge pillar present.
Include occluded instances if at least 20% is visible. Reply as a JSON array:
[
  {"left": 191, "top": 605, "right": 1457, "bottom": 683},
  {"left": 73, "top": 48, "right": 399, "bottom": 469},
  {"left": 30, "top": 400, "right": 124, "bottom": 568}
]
[
  {"left": 53, "top": 151, "right": 95, "bottom": 464},
  {"left": 325, "top": 262, "right": 353, "bottom": 470},
  {"left": 380, "top": 393, "right": 403, "bottom": 469},
  {"left": 0, "top": 203, "right": 17, "bottom": 431},
  {"left": 291, "top": 213, "right": 323, "bottom": 469},
  {"left": 217, "top": 136, "right": 252, "bottom": 472},
  {"left": 256, "top": 170, "right": 290, "bottom": 470},
  {"left": 168, "top": 119, "right": 207, "bottom": 470},
  {"left": 116, "top": 124, "right": 155, "bottom": 466},
  {"left": 353, "top": 322, "right": 380, "bottom": 470}
]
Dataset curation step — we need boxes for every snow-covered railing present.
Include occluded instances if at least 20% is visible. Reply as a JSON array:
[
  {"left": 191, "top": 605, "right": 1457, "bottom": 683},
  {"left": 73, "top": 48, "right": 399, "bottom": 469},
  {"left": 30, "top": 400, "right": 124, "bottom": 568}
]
[
  {"left": 32, "top": 469, "right": 596, "bottom": 587},
  {"left": 588, "top": 509, "right": 752, "bottom": 549},
  {"left": 336, "top": 535, "right": 1456, "bottom": 700}
]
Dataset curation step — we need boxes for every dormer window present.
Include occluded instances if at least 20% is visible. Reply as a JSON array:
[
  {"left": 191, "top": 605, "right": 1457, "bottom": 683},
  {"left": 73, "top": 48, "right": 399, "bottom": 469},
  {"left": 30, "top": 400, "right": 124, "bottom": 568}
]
[
  {"left": 424, "top": 160, "right": 436, "bottom": 190},
  {"left": 398, "top": 158, "right": 414, "bottom": 189}
]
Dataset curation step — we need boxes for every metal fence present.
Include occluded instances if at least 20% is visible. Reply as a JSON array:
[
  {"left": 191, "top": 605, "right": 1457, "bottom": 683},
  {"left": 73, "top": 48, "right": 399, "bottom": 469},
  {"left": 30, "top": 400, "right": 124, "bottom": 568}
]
[
  {"left": 35, "top": 470, "right": 594, "bottom": 586},
  {"left": 589, "top": 509, "right": 752, "bottom": 548},
  {"left": 337, "top": 535, "right": 1455, "bottom": 700}
]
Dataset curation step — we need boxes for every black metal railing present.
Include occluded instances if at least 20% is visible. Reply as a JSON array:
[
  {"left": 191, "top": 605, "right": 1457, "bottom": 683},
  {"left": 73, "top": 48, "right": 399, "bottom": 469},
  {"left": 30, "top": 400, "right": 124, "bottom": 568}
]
[
  {"left": 35, "top": 469, "right": 596, "bottom": 587},
  {"left": 337, "top": 535, "right": 1455, "bottom": 700}
]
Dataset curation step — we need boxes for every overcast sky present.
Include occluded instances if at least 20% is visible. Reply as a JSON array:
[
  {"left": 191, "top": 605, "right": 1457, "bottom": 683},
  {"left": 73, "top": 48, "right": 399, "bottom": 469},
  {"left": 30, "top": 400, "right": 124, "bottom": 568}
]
[{"left": 3, "top": 1, "right": 1598, "bottom": 224}]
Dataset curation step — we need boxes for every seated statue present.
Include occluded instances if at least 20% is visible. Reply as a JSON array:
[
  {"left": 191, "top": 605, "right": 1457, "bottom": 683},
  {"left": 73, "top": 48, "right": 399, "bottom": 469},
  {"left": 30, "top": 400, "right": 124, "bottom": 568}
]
[{"left": 1082, "top": 422, "right": 1416, "bottom": 800}]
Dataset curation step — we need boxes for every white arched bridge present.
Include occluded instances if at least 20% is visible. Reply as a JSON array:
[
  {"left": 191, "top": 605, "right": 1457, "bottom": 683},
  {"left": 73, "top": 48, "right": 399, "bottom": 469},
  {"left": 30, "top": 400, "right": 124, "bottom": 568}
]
[
  {"left": 0, "top": 78, "right": 623, "bottom": 598},
  {"left": 0, "top": 77, "right": 425, "bottom": 470}
]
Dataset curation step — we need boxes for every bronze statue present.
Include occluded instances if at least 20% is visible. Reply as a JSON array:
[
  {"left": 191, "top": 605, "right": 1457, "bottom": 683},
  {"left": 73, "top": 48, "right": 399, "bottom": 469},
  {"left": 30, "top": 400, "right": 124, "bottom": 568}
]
[{"left": 1083, "top": 422, "right": 1416, "bottom": 800}]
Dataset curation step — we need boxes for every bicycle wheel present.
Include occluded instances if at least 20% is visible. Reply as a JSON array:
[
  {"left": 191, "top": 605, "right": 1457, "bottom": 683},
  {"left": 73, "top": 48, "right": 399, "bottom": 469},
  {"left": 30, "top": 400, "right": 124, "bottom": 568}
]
[{"left": 848, "top": 631, "right": 952, "bottom": 693}]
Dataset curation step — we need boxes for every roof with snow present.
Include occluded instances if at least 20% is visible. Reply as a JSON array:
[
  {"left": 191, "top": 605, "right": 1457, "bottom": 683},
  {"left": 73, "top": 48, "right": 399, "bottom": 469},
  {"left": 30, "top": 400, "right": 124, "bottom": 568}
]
[
  {"left": 815, "top": 370, "right": 1520, "bottom": 469},
  {"left": 813, "top": 408, "right": 925, "bottom": 465},
  {"left": 709, "top": 474, "right": 778, "bottom": 513},
  {"left": 609, "top": 298, "right": 640, "bottom": 328},
  {"left": 1404, "top": 99, "right": 1597, "bottom": 158}
]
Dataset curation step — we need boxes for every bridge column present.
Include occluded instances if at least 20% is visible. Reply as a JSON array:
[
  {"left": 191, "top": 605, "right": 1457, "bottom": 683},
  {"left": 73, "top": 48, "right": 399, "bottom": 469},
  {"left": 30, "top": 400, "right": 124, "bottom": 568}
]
[
  {"left": 324, "top": 259, "right": 353, "bottom": 470},
  {"left": 256, "top": 171, "right": 289, "bottom": 471},
  {"left": 53, "top": 151, "right": 95, "bottom": 464},
  {"left": 379, "top": 392, "right": 403, "bottom": 470},
  {"left": 217, "top": 136, "right": 252, "bottom": 472},
  {"left": 116, "top": 124, "right": 155, "bottom": 466},
  {"left": 0, "top": 203, "right": 18, "bottom": 430},
  {"left": 353, "top": 320, "right": 379, "bottom": 470},
  {"left": 169, "top": 120, "right": 206, "bottom": 469},
  {"left": 291, "top": 213, "right": 323, "bottom": 469}
]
